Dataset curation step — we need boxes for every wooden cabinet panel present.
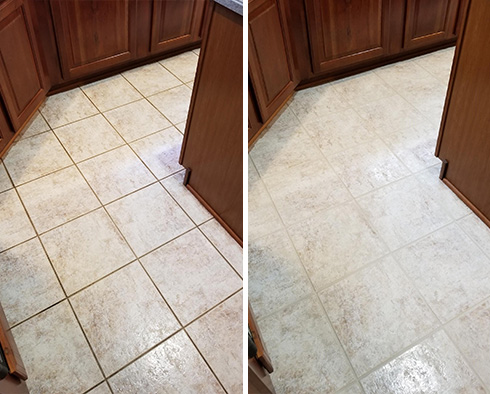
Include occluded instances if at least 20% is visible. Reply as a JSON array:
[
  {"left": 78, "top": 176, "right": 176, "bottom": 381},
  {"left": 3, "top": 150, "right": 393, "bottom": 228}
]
[
  {"left": 0, "top": 99, "right": 15, "bottom": 155},
  {"left": 248, "top": 81, "right": 263, "bottom": 143}
]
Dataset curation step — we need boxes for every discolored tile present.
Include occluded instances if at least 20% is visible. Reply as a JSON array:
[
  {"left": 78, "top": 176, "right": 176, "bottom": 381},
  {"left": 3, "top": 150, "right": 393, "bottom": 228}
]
[
  {"left": 70, "top": 262, "right": 180, "bottom": 376},
  {"left": 18, "top": 111, "right": 50, "bottom": 140},
  {"left": 160, "top": 51, "right": 199, "bottom": 83},
  {"left": 0, "top": 238, "right": 64, "bottom": 326},
  {"left": 458, "top": 213, "right": 490, "bottom": 258},
  {"left": 147, "top": 85, "right": 192, "bottom": 124},
  {"left": 122, "top": 63, "right": 181, "bottom": 97},
  {"left": 264, "top": 106, "right": 300, "bottom": 134},
  {"left": 0, "top": 162, "right": 12, "bottom": 192},
  {"left": 12, "top": 301, "right": 104, "bottom": 394},
  {"left": 41, "top": 208, "right": 135, "bottom": 295},
  {"left": 109, "top": 331, "right": 224, "bottom": 394},
  {"left": 187, "top": 291, "right": 243, "bottom": 394}
]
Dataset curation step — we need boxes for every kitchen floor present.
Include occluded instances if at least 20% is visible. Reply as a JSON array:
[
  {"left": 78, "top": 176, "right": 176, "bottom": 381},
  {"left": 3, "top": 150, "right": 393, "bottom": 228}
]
[
  {"left": 0, "top": 49, "right": 243, "bottom": 394},
  {"left": 249, "top": 47, "right": 490, "bottom": 393}
]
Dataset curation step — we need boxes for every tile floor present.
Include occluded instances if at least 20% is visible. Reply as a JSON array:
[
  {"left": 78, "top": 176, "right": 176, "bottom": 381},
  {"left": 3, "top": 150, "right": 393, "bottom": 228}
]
[
  {"left": 249, "top": 47, "right": 490, "bottom": 393},
  {"left": 0, "top": 49, "right": 243, "bottom": 394}
]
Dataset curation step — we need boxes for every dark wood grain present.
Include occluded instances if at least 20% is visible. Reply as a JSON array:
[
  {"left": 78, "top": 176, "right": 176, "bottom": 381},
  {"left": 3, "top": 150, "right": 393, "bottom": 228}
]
[
  {"left": 0, "top": 301, "right": 27, "bottom": 381},
  {"left": 248, "top": 81, "right": 263, "bottom": 143}
]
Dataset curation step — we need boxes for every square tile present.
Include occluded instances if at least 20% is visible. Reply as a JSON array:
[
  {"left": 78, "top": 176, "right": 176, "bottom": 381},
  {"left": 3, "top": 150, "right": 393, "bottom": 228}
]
[
  {"left": 0, "top": 189, "right": 36, "bottom": 252},
  {"left": 104, "top": 99, "right": 172, "bottom": 142},
  {"left": 41, "top": 208, "right": 135, "bottom": 295},
  {"left": 122, "top": 63, "right": 182, "bottom": 96},
  {"left": 130, "top": 127, "right": 184, "bottom": 179},
  {"left": 147, "top": 85, "right": 192, "bottom": 124},
  {"left": 160, "top": 51, "right": 199, "bottom": 83},
  {"left": 259, "top": 297, "right": 356, "bottom": 393},
  {"left": 337, "top": 383, "right": 364, "bottom": 394},
  {"left": 3, "top": 131, "right": 72, "bottom": 185},
  {"left": 161, "top": 171, "right": 212, "bottom": 225},
  {"left": 70, "top": 262, "right": 180, "bottom": 375},
  {"left": 0, "top": 162, "right": 12, "bottom": 192},
  {"left": 87, "top": 383, "right": 112, "bottom": 394},
  {"left": 0, "top": 238, "right": 64, "bottom": 326},
  {"left": 54, "top": 114, "right": 125, "bottom": 163},
  {"left": 106, "top": 183, "right": 193, "bottom": 256},
  {"left": 288, "top": 202, "right": 388, "bottom": 291},
  {"left": 17, "top": 166, "right": 100, "bottom": 234},
  {"left": 413, "top": 47, "right": 455, "bottom": 84},
  {"left": 458, "top": 213, "right": 490, "bottom": 258},
  {"left": 249, "top": 230, "right": 313, "bottom": 319},
  {"left": 374, "top": 59, "right": 434, "bottom": 92},
  {"left": 12, "top": 301, "right": 103, "bottom": 394},
  {"left": 18, "top": 111, "right": 50, "bottom": 140},
  {"left": 78, "top": 145, "right": 156, "bottom": 204},
  {"left": 39, "top": 88, "right": 98, "bottom": 128},
  {"left": 263, "top": 106, "right": 300, "bottom": 134},
  {"left": 320, "top": 256, "right": 438, "bottom": 375},
  {"left": 357, "top": 176, "right": 451, "bottom": 250},
  {"left": 187, "top": 291, "right": 243, "bottom": 394},
  {"left": 108, "top": 331, "right": 223, "bottom": 394},
  {"left": 361, "top": 331, "right": 485, "bottom": 393},
  {"left": 395, "top": 224, "right": 490, "bottom": 322},
  {"left": 82, "top": 74, "right": 143, "bottom": 112}
]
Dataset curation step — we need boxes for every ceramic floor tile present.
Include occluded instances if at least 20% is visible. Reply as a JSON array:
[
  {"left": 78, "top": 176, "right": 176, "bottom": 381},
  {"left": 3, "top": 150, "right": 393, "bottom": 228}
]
[
  {"left": 187, "top": 291, "right": 243, "bottom": 394},
  {"left": 262, "top": 160, "right": 352, "bottom": 227},
  {"left": 130, "top": 127, "right": 184, "bottom": 179},
  {"left": 161, "top": 171, "right": 212, "bottom": 225},
  {"left": 249, "top": 229, "right": 314, "bottom": 319},
  {"left": 12, "top": 301, "right": 104, "bottom": 394},
  {"left": 0, "top": 238, "right": 64, "bottom": 326},
  {"left": 82, "top": 74, "right": 143, "bottom": 112},
  {"left": 175, "top": 121, "right": 186, "bottom": 134},
  {"left": 70, "top": 262, "right": 180, "bottom": 376},
  {"left": 122, "top": 63, "right": 182, "bottom": 97},
  {"left": 395, "top": 224, "right": 490, "bottom": 322},
  {"left": 357, "top": 176, "right": 451, "bottom": 251},
  {"left": 17, "top": 166, "right": 100, "bottom": 234},
  {"left": 374, "top": 59, "right": 434, "bottom": 92},
  {"left": 320, "top": 256, "right": 438, "bottom": 376},
  {"left": 259, "top": 297, "right": 356, "bottom": 393},
  {"left": 361, "top": 331, "right": 486, "bottom": 393},
  {"left": 106, "top": 183, "right": 194, "bottom": 257},
  {"left": 78, "top": 145, "right": 156, "bottom": 204},
  {"left": 336, "top": 383, "right": 364, "bottom": 394},
  {"left": 3, "top": 131, "right": 72, "bottom": 185},
  {"left": 53, "top": 114, "right": 125, "bottom": 163},
  {"left": 413, "top": 47, "right": 455, "bottom": 84},
  {"left": 458, "top": 214, "right": 490, "bottom": 258},
  {"left": 104, "top": 99, "right": 172, "bottom": 142},
  {"left": 87, "top": 383, "right": 112, "bottom": 394},
  {"left": 147, "top": 85, "right": 192, "bottom": 124},
  {"left": 108, "top": 331, "right": 224, "bottom": 394},
  {"left": 39, "top": 88, "right": 98, "bottom": 128},
  {"left": 193, "top": 48, "right": 200, "bottom": 56},
  {"left": 200, "top": 219, "right": 243, "bottom": 276},
  {"left": 0, "top": 162, "right": 12, "bottom": 192},
  {"left": 288, "top": 202, "right": 388, "bottom": 291},
  {"left": 41, "top": 208, "right": 135, "bottom": 295},
  {"left": 262, "top": 106, "right": 300, "bottom": 134},
  {"left": 160, "top": 51, "right": 199, "bottom": 83},
  {"left": 18, "top": 111, "right": 50, "bottom": 140},
  {"left": 141, "top": 229, "right": 241, "bottom": 325},
  {"left": 329, "top": 139, "right": 410, "bottom": 197}
]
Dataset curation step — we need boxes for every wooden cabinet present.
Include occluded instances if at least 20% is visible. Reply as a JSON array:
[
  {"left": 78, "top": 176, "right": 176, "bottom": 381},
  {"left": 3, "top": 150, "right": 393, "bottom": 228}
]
[
  {"left": 0, "top": 100, "right": 14, "bottom": 155},
  {"left": 248, "top": 81, "right": 263, "bottom": 143}
]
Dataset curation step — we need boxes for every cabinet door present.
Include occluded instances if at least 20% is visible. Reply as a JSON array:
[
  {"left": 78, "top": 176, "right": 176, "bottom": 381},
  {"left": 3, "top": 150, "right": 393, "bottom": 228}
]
[
  {"left": 403, "top": 0, "right": 460, "bottom": 49},
  {"left": 305, "top": 0, "right": 392, "bottom": 73},
  {"left": 50, "top": 0, "right": 138, "bottom": 79},
  {"left": 0, "top": 100, "right": 15, "bottom": 154},
  {"left": 248, "top": 81, "right": 263, "bottom": 143},
  {"left": 249, "top": 0, "right": 296, "bottom": 122},
  {"left": 0, "top": 0, "right": 46, "bottom": 132},
  {"left": 150, "top": 0, "right": 206, "bottom": 54}
]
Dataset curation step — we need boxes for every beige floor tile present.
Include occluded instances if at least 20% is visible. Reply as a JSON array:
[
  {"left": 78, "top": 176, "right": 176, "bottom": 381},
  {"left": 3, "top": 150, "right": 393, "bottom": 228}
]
[
  {"left": 263, "top": 106, "right": 300, "bottom": 134},
  {"left": 160, "top": 51, "right": 199, "bottom": 83},
  {"left": 78, "top": 145, "right": 156, "bottom": 204},
  {"left": 458, "top": 213, "right": 490, "bottom": 258},
  {"left": 147, "top": 85, "right": 192, "bottom": 124},
  {"left": 259, "top": 297, "right": 356, "bottom": 393},
  {"left": 87, "top": 383, "right": 112, "bottom": 394},
  {"left": 161, "top": 171, "right": 212, "bottom": 225},
  {"left": 82, "top": 74, "right": 143, "bottom": 112},
  {"left": 122, "top": 63, "right": 182, "bottom": 96},
  {"left": 329, "top": 139, "right": 410, "bottom": 197},
  {"left": 109, "top": 331, "right": 224, "bottom": 394},
  {"left": 374, "top": 59, "right": 434, "bottom": 92},
  {"left": 413, "top": 47, "right": 455, "bottom": 84},
  {"left": 106, "top": 183, "right": 193, "bottom": 257},
  {"left": 17, "top": 166, "right": 100, "bottom": 234},
  {"left": 3, "top": 131, "right": 72, "bottom": 185},
  {"left": 18, "top": 111, "right": 50, "bottom": 140},
  {"left": 288, "top": 202, "right": 388, "bottom": 291},
  {"left": 54, "top": 114, "right": 125, "bottom": 163},
  {"left": 200, "top": 219, "right": 243, "bottom": 276},
  {"left": 361, "top": 331, "right": 485, "bottom": 393},
  {"left": 0, "top": 238, "right": 64, "bottom": 326},
  {"left": 141, "top": 229, "right": 241, "bottom": 325},
  {"left": 0, "top": 162, "right": 12, "bottom": 192},
  {"left": 249, "top": 229, "right": 313, "bottom": 319},
  {"left": 41, "top": 208, "right": 135, "bottom": 295},
  {"left": 12, "top": 301, "right": 104, "bottom": 394},
  {"left": 0, "top": 189, "right": 36, "bottom": 251},
  {"left": 70, "top": 262, "right": 180, "bottom": 376},
  {"left": 193, "top": 48, "right": 200, "bottom": 56},
  {"left": 187, "top": 291, "right": 243, "bottom": 394},
  {"left": 337, "top": 383, "right": 364, "bottom": 394},
  {"left": 39, "top": 88, "right": 98, "bottom": 128},
  {"left": 130, "top": 127, "right": 184, "bottom": 179},
  {"left": 395, "top": 224, "right": 490, "bottom": 322},
  {"left": 357, "top": 176, "right": 451, "bottom": 251},
  {"left": 175, "top": 120, "right": 186, "bottom": 133}
]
